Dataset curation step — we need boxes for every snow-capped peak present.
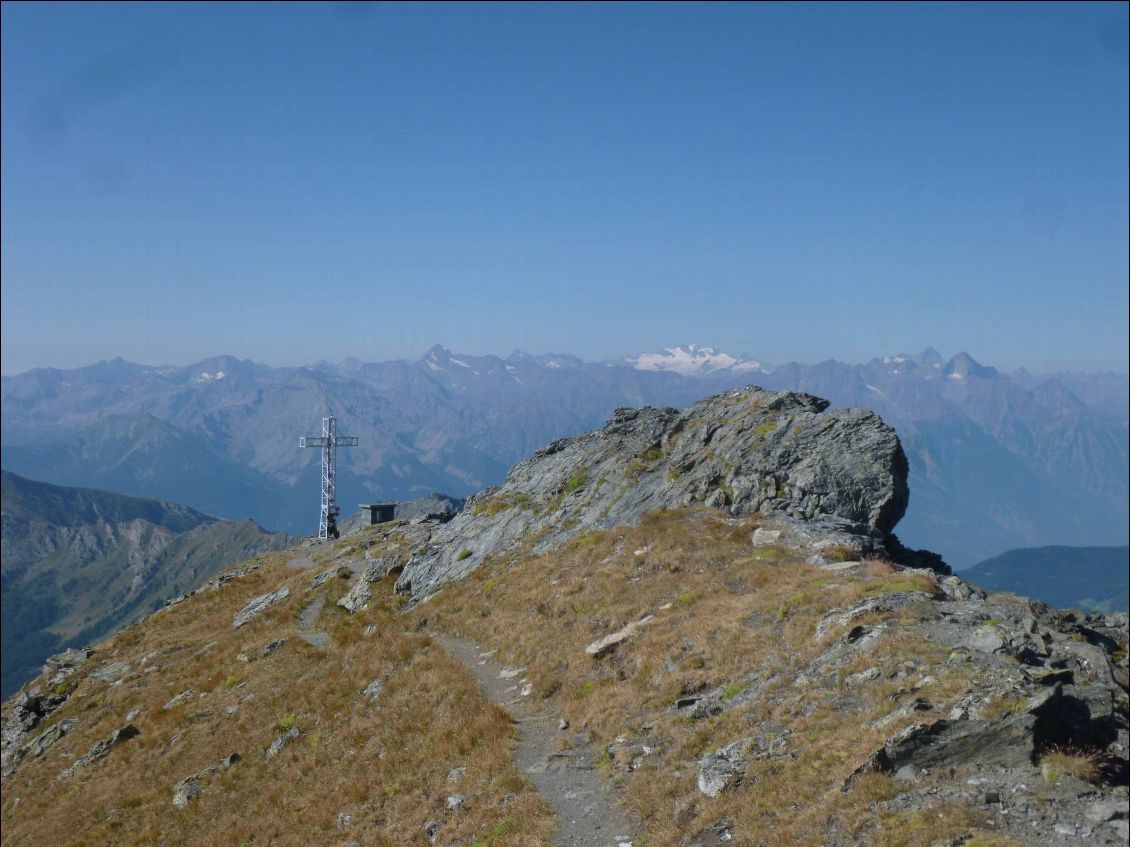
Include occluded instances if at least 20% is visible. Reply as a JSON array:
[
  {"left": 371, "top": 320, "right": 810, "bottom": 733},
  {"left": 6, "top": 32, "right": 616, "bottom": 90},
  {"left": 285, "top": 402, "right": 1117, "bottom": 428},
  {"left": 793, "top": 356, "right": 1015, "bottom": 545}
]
[{"left": 626, "top": 344, "right": 767, "bottom": 376}]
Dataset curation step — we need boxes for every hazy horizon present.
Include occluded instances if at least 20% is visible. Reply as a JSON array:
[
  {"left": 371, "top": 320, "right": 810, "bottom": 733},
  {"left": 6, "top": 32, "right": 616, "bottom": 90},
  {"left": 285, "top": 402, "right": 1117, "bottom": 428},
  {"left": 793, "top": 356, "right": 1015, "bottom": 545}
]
[
  {"left": 3, "top": 4, "right": 1127, "bottom": 375},
  {"left": 2, "top": 341, "right": 1128, "bottom": 379}
]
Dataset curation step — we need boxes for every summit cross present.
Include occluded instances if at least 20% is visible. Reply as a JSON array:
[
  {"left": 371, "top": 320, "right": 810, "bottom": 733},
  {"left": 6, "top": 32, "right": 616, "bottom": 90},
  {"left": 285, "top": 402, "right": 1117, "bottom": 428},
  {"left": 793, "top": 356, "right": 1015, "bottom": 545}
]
[{"left": 299, "top": 416, "right": 357, "bottom": 540}]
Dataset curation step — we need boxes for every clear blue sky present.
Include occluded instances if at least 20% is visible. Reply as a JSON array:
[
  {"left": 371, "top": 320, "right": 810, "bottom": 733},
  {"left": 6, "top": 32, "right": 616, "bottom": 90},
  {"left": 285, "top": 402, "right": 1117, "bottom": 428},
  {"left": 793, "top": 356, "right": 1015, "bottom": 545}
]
[{"left": 2, "top": 2, "right": 1127, "bottom": 374}]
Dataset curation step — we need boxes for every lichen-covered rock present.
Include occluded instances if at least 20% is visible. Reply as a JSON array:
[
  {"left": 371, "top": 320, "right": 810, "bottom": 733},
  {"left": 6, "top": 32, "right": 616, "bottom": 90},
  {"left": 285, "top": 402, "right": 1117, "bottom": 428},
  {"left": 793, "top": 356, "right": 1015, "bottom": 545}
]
[
  {"left": 163, "top": 689, "right": 196, "bottom": 710},
  {"left": 337, "top": 579, "right": 371, "bottom": 613},
  {"left": 266, "top": 726, "right": 299, "bottom": 757},
  {"left": 1, "top": 717, "right": 77, "bottom": 776},
  {"left": 586, "top": 615, "right": 655, "bottom": 658},
  {"left": 2, "top": 691, "right": 63, "bottom": 752},
  {"left": 363, "top": 679, "right": 383, "bottom": 701},
  {"left": 171, "top": 753, "right": 240, "bottom": 807},
  {"left": 232, "top": 587, "right": 289, "bottom": 628},
  {"left": 59, "top": 724, "right": 139, "bottom": 779},
  {"left": 396, "top": 387, "right": 917, "bottom": 598},
  {"left": 43, "top": 647, "right": 92, "bottom": 687},
  {"left": 172, "top": 774, "right": 203, "bottom": 808},
  {"left": 698, "top": 737, "right": 753, "bottom": 797},
  {"left": 89, "top": 660, "right": 130, "bottom": 684}
]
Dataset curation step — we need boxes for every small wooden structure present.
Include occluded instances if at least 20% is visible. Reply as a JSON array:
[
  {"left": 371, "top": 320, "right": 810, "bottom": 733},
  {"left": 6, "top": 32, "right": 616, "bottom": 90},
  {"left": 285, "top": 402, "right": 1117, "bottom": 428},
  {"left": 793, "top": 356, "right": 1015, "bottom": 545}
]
[{"left": 359, "top": 503, "right": 396, "bottom": 526}]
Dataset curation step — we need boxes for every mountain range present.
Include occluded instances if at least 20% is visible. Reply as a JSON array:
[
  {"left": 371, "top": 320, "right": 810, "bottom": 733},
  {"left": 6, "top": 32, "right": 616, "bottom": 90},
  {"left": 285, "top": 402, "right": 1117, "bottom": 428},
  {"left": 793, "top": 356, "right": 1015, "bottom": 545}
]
[
  {"left": 2, "top": 345, "right": 1126, "bottom": 568},
  {"left": 0, "top": 471, "right": 289, "bottom": 698},
  {"left": 3, "top": 387, "right": 1126, "bottom": 847}
]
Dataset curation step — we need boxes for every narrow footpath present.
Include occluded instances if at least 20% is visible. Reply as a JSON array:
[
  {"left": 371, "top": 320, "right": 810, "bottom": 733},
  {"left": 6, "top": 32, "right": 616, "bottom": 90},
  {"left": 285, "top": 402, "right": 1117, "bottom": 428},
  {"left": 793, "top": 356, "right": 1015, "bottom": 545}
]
[{"left": 435, "top": 635, "right": 638, "bottom": 847}]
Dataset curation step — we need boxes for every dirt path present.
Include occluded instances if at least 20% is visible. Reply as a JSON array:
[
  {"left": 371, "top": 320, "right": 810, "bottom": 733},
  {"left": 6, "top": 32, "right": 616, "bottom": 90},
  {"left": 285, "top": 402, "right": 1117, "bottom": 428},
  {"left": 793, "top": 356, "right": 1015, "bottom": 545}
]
[
  {"left": 296, "top": 596, "right": 329, "bottom": 648},
  {"left": 435, "top": 635, "right": 637, "bottom": 847}
]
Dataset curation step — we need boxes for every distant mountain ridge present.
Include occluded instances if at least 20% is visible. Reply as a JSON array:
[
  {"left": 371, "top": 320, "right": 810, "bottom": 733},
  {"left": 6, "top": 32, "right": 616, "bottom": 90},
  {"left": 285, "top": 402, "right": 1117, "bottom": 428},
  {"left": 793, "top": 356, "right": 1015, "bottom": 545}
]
[
  {"left": 0, "top": 471, "right": 289, "bottom": 697},
  {"left": 1, "top": 346, "right": 1126, "bottom": 567},
  {"left": 963, "top": 545, "right": 1129, "bottom": 613}
]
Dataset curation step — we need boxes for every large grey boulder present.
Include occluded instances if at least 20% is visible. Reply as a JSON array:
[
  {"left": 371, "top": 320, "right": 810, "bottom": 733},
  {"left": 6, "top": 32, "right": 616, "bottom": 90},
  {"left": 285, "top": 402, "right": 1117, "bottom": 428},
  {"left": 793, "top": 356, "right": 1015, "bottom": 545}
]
[{"left": 396, "top": 387, "right": 912, "bottom": 598}]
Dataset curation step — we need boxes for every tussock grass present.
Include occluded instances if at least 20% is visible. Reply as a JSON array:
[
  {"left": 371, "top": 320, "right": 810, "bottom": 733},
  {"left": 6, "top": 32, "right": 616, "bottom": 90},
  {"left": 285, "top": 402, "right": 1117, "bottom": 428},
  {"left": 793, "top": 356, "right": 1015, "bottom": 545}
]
[
  {"left": 420, "top": 507, "right": 975, "bottom": 846},
  {"left": 1, "top": 551, "right": 554, "bottom": 847},
  {"left": 1039, "top": 744, "right": 1106, "bottom": 784}
]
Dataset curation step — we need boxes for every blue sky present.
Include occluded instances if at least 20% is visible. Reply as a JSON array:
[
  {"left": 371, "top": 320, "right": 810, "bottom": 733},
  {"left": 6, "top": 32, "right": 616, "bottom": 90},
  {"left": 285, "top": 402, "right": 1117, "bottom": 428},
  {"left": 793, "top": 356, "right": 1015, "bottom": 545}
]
[{"left": 2, "top": 2, "right": 1127, "bottom": 374}]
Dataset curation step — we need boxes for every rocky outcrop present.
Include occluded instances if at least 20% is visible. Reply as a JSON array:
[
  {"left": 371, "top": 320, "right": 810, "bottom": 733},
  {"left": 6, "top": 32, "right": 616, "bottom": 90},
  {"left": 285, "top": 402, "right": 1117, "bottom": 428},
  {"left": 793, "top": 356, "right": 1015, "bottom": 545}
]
[
  {"left": 171, "top": 753, "right": 240, "bottom": 808},
  {"left": 266, "top": 726, "right": 299, "bottom": 757},
  {"left": 58, "top": 724, "right": 139, "bottom": 779},
  {"left": 698, "top": 737, "right": 754, "bottom": 797},
  {"left": 232, "top": 587, "right": 289, "bottom": 628},
  {"left": 396, "top": 387, "right": 920, "bottom": 598}
]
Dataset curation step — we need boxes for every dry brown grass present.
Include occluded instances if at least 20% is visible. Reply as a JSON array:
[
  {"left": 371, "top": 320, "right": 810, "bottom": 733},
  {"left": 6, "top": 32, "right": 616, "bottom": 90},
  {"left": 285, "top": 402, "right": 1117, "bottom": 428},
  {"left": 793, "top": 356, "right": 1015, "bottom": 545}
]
[
  {"left": 1039, "top": 744, "right": 1107, "bottom": 785},
  {"left": 1, "top": 549, "right": 555, "bottom": 847},
  {"left": 418, "top": 507, "right": 975, "bottom": 846},
  {"left": 873, "top": 802, "right": 1021, "bottom": 847}
]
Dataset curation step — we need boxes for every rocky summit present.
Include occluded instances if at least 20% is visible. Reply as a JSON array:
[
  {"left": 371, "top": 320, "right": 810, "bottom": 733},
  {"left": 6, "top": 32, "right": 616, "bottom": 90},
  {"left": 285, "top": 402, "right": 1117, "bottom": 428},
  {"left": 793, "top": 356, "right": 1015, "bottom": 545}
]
[
  {"left": 397, "top": 387, "right": 928, "bottom": 599},
  {"left": 1, "top": 387, "right": 1126, "bottom": 847}
]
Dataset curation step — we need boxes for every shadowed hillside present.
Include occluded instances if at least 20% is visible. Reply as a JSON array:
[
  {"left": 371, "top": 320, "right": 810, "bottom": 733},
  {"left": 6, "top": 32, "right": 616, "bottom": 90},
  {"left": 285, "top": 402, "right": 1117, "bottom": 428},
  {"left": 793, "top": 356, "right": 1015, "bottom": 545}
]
[
  {"left": 964, "top": 545, "right": 1129, "bottom": 613},
  {"left": 1, "top": 471, "right": 290, "bottom": 697}
]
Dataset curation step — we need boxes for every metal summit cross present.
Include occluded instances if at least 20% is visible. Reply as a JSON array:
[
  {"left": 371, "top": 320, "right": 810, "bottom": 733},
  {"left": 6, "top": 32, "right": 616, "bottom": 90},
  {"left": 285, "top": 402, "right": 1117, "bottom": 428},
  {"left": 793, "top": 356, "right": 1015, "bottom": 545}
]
[{"left": 299, "top": 416, "right": 357, "bottom": 540}]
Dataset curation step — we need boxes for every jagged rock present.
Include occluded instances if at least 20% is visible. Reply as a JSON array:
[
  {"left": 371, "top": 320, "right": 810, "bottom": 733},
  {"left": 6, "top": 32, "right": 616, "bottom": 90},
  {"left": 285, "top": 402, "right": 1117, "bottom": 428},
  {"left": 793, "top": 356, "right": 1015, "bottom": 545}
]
[
  {"left": 698, "top": 737, "right": 753, "bottom": 797},
  {"left": 26, "top": 718, "right": 77, "bottom": 758},
  {"left": 425, "top": 819, "right": 442, "bottom": 842},
  {"left": 43, "top": 647, "right": 92, "bottom": 686},
  {"left": 266, "top": 726, "right": 300, "bottom": 757},
  {"left": 172, "top": 775, "right": 204, "bottom": 808},
  {"left": 445, "top": 793, "right": 467, "bottom": 811},
  {"left": 232, "top": 587, "right": 290, "bottom": 628},
  {"left": 172, "top": 753, "right": 240, "bottom": 807},
  {"left": 751, "top": 528, "right": 782, "bottom": 545},
  {"left": 968, "top": 624, "right": 1007, "bottom": 654},
  {"left": 310, "top": 566, "right": 347, "bottom": 590},
  {"left": 1, "top": 718, "right": 77, "bottom": 776},
  {"left": 845, "top": 666, "right": 882, "bottom": 686},
  {"left": 1086, "top": 799, "right": 1129, "bottom": 824},
  {"left": 396, "top": 387, "right": 922, "bottom": 598},
  {"left": 815, "top": 592, "right": 936, "bottom": 639},
  {"left": 938, "top": 575, "right": 987, "bottom": 602},
  {"left": 586, "top": 615, "right": 655, "bottom": 658},
  {"left": 360, "top": 556, "right": 403, "bottom": 580},
  {"left": 363, "top": 679, "right": 383, "bottom": 701},
  {"left": 163, "top": 689, "right": 196, "bottom": 710},
  {"left": 2, "top": 690, "right": 66, "bottom": 760},
  {"left": 89, "top": 660, "right": 131, "bottom": 684},
  {"left": 59, "top": 724, "right": 139, "bottom": 779},
  {"left": 263, "top": 638, "right": 288, "bottom": 656},
  {"left": 336, "top": 812, "right": 352, "bottom": 828},
  {"left": 445, "top": 766, "right": 466, "bottom": 783},
  {"left": 337, "top": 579, "right": 372, "bottom": 613},
  {"left": 207, "top": 565, "right": 257, "bottom": 591}
]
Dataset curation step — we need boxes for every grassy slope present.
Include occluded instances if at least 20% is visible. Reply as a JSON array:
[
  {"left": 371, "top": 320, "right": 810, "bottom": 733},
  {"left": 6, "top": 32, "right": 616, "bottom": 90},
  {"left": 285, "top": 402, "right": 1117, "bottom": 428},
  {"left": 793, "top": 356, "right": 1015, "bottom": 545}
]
[
  {"left": 417, "top": 507, "right": 1022, "bottom": 847},
  {"left": 0, "top": 549, "right": 554, "bottom": 847},
  {"left": 6, "top": 508, "right": 1058, "bottom": 846}
]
